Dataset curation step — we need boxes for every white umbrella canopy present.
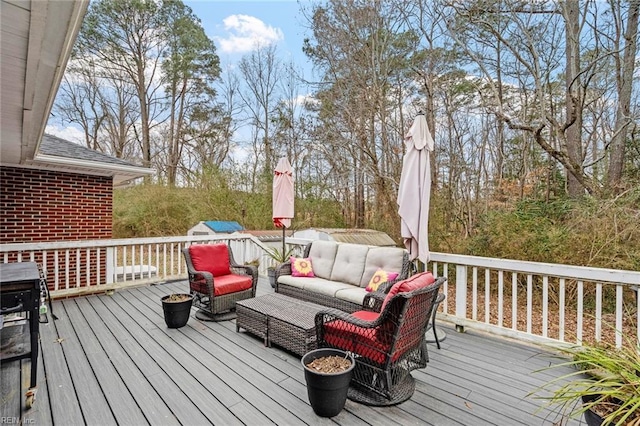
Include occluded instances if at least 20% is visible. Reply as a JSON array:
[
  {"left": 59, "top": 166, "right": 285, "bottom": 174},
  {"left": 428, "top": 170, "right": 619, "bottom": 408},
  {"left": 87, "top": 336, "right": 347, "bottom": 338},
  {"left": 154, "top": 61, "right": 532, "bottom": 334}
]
[
  {"left": 272, "top": 157, "right": 294, "bottom": 253},
  {"left": 397, "top": 114, "right": 434, "bottom": 264}
]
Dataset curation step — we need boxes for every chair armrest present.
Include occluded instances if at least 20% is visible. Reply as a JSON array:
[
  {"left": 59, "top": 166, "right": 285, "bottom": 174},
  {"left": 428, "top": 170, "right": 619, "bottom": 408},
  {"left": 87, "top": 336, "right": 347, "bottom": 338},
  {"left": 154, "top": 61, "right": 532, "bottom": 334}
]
[
  {"left": 231, "top": 264, "right": 257, "bottom": 277},
  {"left": 274, "top": 261, "right": 292, "bottom": 292},
  {"left": 275, "top": 261, "right": 291, "bottom": 276},
  {"left": 189, "top": 270, "right": 214, "bottom": 294},
  {"left": 231, "top": 263, "right": 258, "bottom": 295},
  {"left": 189, "top": 270, "right": 213, "bottom": 282},
  {"left": 315, "top": 307, "right": 385, "bottom": 330},
  {"left": 362, "top": 291, "right": 385, "bottom": 312}
]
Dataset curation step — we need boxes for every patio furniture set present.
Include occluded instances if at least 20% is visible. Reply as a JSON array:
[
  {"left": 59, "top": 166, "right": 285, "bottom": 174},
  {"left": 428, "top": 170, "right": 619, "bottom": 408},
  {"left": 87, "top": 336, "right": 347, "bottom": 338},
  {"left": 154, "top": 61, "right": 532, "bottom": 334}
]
[{"left": 182, "top": 241, "right": 446, "bottom": 408}]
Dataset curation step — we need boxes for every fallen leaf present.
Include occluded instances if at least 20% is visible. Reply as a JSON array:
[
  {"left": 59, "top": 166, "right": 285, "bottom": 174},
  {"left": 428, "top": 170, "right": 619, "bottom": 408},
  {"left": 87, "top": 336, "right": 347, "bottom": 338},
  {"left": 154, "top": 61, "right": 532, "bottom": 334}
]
[{"left": 55, "top": 338, "right": 64, "bottom": 344}]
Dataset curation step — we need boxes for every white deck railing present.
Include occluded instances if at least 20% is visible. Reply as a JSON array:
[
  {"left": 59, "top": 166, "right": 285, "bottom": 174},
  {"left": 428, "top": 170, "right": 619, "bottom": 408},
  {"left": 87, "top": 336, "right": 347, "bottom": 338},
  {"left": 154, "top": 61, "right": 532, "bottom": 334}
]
[
  {"left": 1, "top": 237, "right": 638, "bottom": 348},
  {"left": 0, "top": 234, "right": 302, "bottom": 298},
  {"left": 428, "top": 252, "right": 639, "bottom": 348}
]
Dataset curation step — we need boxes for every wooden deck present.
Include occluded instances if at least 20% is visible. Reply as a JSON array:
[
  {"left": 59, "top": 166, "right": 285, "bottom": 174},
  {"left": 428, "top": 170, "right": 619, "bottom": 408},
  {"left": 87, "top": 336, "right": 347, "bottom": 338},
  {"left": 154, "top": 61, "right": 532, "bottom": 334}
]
[{"left": 2, "top": 278, "right": 584, "bottom": 425}]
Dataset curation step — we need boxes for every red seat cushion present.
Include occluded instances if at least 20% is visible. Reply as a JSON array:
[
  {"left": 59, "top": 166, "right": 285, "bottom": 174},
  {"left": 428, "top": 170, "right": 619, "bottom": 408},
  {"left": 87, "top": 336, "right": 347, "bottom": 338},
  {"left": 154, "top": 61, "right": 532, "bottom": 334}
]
[
  {"left": 381, "top": 272, "right": 436, "bottom": 311},
  {"left": 189, "top": 244, "right": 231, "bottom": 277},
  {"left": 190, "top": 274, "right": 252, "bottom": 296},
  {"left": 323, "top": 316, "right": 389, "bottom": 364}
]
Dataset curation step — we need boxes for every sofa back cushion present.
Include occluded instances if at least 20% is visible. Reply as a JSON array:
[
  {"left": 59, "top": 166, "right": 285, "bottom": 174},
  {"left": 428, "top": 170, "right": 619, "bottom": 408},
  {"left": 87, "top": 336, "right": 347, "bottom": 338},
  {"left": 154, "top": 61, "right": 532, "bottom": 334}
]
[
  {"left": 307, "top": 240, "right": 339, "bottom": 279},
  {"left": 330, "top": 243, "right": 370, "bottom": 286},
  {"left": 359, "top": 247, "right": 406, "bottom": 287},
  {"left": 188, "top": 244, "right": 230, "bottom": 277}
]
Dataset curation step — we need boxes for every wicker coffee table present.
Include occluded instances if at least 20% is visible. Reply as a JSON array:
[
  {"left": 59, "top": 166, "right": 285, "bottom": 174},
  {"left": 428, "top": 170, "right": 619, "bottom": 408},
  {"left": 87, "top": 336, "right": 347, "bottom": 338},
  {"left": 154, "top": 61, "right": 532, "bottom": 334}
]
[{"left": 236, "top": 293, "right": 326, "bottom": 356}]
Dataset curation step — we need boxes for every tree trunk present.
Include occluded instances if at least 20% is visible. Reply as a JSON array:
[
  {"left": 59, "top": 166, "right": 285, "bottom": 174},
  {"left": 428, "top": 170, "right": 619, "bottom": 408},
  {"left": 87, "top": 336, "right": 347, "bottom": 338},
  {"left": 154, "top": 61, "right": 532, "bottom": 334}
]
[
  {"left": 607, "top": 0, "right": 639, "bottom": 193},
  {"left": 564, "top": 1, "right": 584, "bottom": 197}
]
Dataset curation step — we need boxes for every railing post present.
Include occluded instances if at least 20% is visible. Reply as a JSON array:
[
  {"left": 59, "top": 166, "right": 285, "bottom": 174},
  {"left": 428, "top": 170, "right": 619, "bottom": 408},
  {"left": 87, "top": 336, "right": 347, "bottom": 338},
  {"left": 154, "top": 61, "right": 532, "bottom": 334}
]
[{"left": 455, "top": 265, "right": 467, "bottom": 332}]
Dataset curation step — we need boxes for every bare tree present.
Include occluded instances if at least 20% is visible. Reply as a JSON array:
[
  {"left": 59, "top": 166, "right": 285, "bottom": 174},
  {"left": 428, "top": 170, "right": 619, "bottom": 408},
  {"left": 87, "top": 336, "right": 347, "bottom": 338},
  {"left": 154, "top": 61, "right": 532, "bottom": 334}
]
[
  {"left": 238, "top": 44, "right": 283, "bottom": 178},
  {"left": 607, "top": 0, "right": 640, "bottom": 193}
]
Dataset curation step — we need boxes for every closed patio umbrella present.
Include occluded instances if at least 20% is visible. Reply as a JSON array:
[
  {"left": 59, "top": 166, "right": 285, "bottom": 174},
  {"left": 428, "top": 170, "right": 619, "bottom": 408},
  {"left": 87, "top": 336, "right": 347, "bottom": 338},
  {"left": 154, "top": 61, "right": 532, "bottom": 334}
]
[
  {"left": 398, "top": 114, "right": 444, "bottom": 343},
  {"left": 397, "top": 113, "right": 434, "bottom": 264},
  {"left": 272, "top": 157, "right": 294, "bottom": 255}
]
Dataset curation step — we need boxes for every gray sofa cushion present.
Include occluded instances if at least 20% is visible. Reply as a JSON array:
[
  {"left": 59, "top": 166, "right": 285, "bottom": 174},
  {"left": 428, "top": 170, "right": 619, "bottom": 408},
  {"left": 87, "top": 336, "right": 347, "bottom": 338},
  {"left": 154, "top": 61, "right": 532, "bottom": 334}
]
[
  {"left": 334, "top": 287, "right": 368, "bottom": 306},
  {"left": 278, "top": 274, "right": 319, "bottom": 289},
  {"left": 330, "top": 243, "right": 370, "bottom": 286},
  {"left": 300, "top": 279, "right": 354, "bottom": 297},
  {"left": 307, "top": 240, "right": 338, "bottom": 279},
  {"left": 359, "top": 246, "right": 407, "bottom": 287}
]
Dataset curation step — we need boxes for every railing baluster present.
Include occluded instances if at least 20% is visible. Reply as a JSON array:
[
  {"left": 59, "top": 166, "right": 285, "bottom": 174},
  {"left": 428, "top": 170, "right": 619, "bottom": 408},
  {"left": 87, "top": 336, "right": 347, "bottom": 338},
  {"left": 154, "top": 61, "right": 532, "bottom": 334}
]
[
  {"left": 122, "top": 246, "right": 129, "bottom": 282},
  {"left": 637, "top": 289, "right": 640, "bottom": 345},
  {"left": 442, "top": 263, "right": 449, "bottom": 315},
  {"left": 97, "top": 248, "right": 101, "bottom": 286},
  {"left": 138, "top": 245, "right": 143, "bottom": 278},
  {"left": 65, "top": 250, "right": 70, "bottom": 289},
  {"left": 498, "top": 270, "right": 504, "bottom": 327},
  {"left": 577, "top": 281, "right": 584, "bottom": 344},
  {"left": 163, "top": 244, "right": 168, "bottom": 278},
  {"left": 511, "top": 272, "right": 517, "bottom": 331},
  {"left": 472, "top": 266, "right": 478, "bottom": 321},
  {"left": 455, "top": 264, "right": 467, "bottom": 320},
  {"left": 155, "top": 244, "right": 160, "bottom": 280},
  {"left": 595, "top": 282, "right": 602, "bottom": 342},
  {"left": 54, "top": 250, "right": 60, "bottom": 290},
  {"left": 559, "top": 278, "right": 566, "bottom": 342},
  {"left": 542, "top": 276, "right": 548, "bottom": 338},
  {"left": 615, "top": 284, "right": 623, "bottom": 348},
  {"left": 170, "top": 243, "right": 175, "bottom": 278},
  {"left": 86, "top": 249, "right": 90, "bottom": 287},
  {"left": 76, "top": 248, "right": 81, "bottom": 288},
  {"left": 526, "top": 274, "right": 533, "bottom": 334},
  {"left": 484, "top": 268, "right": 490, "bottom": 324}
]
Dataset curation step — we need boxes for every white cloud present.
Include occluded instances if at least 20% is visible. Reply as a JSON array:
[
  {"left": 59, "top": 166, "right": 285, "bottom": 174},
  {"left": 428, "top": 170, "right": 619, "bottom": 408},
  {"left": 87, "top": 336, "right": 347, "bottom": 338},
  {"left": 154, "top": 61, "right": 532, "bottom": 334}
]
[
  {"left": 216, "top": 14, "right": 284, "bottom": 54},
  {"left": 44, "top": 124, "right": 85, "bottom": 144}
]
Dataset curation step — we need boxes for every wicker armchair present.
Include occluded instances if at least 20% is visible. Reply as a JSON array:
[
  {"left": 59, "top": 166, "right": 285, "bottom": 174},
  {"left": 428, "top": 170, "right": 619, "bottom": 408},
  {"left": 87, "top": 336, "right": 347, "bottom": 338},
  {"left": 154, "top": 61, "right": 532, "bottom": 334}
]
[
  {"left": 182, "top": 243, "right": 258, "bottom": 321},
  {"left": 315, "top": 273, "right": 445, "bottom": 406}
]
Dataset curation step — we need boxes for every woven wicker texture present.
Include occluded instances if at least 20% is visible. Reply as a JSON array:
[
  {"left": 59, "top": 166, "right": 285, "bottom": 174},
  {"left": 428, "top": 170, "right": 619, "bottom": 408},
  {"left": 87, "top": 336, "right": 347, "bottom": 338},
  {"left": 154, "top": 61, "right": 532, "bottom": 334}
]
[
  {"left": 236, "top": 293, "right": 285, "bottom": 345},
  {"left": 182, "top": 244, "right": 258, "bottom": 319},
  {"left": 268, "top": 301, "right": 325, "bottom": 356},
  {"left": 236, "top": 293, "right": 326, "bottom": 356},
  {"left": 316, "top": 276, "right": 446, "bottom": 406}
]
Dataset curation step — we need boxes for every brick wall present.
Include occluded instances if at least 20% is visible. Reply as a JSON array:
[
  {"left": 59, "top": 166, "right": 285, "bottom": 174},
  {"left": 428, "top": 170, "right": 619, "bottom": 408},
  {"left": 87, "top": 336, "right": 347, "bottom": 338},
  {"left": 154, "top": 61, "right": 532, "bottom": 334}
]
[{"left": 1, "top": 166, "right": 112, "bottom": 288}]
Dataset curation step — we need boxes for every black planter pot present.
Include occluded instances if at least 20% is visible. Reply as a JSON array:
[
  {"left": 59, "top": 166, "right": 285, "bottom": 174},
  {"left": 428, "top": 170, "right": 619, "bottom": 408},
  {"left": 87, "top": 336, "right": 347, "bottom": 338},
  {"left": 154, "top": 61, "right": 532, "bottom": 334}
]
[
  {"left": 302, "top": 348, "right": 355, "bottom": 417},
  {"left": 161, "top": 294, "right": 193, "bottom": 328},
  {"left": 581, "top": 394, "right": 621, "bottom": 426}
]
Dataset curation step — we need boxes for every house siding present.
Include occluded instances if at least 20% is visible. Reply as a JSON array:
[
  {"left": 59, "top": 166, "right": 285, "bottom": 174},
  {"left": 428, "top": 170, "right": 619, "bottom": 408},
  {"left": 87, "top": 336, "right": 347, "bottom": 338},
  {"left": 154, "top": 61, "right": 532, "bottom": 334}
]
[{"left": 0, "top": 166, "right": 112, "bottom": 289}]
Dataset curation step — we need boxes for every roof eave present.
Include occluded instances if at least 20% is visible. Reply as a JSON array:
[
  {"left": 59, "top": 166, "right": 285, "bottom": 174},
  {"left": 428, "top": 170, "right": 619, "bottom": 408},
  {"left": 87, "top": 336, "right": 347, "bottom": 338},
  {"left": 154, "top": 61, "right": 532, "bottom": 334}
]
[{"left": 29, "top": 153, "right": 155, "bottom": 186}]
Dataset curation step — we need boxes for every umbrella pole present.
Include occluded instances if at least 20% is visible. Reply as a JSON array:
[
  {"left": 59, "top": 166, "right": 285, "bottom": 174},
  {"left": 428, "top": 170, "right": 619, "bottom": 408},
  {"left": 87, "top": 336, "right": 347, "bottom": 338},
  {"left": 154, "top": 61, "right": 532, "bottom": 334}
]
[{"left": 282, "top": 226, "right": 286, "bottom": 257}]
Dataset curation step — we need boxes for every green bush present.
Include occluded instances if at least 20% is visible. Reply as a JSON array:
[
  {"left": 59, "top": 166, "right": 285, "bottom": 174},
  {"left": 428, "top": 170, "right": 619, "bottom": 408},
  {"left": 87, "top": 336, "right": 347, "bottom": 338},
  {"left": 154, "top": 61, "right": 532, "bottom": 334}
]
[{"left": 113, "top": 181, "right": 639, "bottom": 271}]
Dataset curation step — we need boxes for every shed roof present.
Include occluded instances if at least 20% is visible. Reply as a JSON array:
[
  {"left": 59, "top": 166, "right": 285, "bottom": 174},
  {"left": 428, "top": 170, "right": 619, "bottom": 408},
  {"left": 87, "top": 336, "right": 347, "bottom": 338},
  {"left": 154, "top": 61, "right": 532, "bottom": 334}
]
[
  {"left": 204, "top": 221, "right": 244, "bottom": 233},
  {"left": 299, "top": 228, "right": 397, "bottom": 247}
]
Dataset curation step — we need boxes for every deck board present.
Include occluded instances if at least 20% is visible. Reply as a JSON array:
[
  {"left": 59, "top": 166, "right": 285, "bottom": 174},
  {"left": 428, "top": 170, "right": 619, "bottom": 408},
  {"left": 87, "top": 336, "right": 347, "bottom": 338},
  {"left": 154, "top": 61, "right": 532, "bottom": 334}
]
[
  {"left": 49, "top": 300, "right": 116, "bottom": 425},
  {"left": 1, "top": 278, "right": 586, "bottom": 425}
]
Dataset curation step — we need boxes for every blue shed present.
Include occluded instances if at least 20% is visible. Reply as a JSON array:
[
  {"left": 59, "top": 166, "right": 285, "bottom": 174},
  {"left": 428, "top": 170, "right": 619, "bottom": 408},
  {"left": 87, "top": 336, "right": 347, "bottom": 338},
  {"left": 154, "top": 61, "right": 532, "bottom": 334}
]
[{"left": 188, "top": 221, "right": 244, "bottom": 235}]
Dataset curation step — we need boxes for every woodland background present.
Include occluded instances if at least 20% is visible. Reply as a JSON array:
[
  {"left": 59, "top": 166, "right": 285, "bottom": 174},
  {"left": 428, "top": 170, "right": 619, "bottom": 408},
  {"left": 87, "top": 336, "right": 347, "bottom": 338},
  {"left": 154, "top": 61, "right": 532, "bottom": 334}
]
[{"left": 52, "top": 0, "right": 640, "bottom": 271}]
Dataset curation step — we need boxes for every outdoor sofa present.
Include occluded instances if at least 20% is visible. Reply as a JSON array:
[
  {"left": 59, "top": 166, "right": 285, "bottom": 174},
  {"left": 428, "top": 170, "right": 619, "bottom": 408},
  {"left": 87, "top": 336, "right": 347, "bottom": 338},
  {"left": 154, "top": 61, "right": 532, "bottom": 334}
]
[{"left": 274, "top": 240, "right": 411, "bottom": 313}]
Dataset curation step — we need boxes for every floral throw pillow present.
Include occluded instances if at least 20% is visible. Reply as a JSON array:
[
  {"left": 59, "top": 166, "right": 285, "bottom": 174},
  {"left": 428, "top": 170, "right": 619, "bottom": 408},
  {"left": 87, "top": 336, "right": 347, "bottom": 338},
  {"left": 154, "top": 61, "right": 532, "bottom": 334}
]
[
  {"left": 366, "top": 269, "right": 399, "bottom": 292},
  {"left": 290, "top": 256, "right": 315, "bottom": 277}
]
